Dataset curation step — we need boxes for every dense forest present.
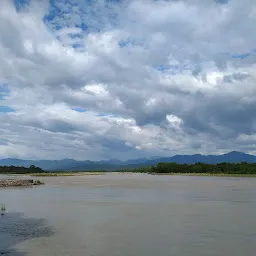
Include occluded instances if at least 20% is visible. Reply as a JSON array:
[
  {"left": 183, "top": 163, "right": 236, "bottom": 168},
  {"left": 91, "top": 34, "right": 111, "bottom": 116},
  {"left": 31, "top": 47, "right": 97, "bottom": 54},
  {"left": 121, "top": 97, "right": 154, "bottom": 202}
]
[
  {"left": 0, "top": 165, "right": 44, "bottom": 174},
  {"left": 128, "top": 162, "right": 256, "bottom": 175}
]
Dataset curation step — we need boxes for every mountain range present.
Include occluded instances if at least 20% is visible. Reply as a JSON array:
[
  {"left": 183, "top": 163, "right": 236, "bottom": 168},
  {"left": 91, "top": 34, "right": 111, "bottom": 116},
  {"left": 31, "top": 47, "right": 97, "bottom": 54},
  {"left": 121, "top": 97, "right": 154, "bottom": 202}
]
[{"left": 0, "top": 151, "right": 256, "bottom": 171}]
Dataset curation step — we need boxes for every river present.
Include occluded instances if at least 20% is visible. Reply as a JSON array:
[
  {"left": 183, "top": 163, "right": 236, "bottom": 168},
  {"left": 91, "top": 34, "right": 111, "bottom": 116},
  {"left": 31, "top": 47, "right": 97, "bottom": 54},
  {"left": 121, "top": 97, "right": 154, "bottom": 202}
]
[{"left": 1, "top": 173, "right": 256, "bottom": 256}]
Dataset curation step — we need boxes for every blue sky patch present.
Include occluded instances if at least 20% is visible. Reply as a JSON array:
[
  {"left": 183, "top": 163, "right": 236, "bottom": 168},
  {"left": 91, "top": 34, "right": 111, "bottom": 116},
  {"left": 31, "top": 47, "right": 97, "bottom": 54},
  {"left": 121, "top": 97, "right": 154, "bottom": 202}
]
[
  {"left": 13, "top": 0, "right": 30, "bottom": 11},
  {"left": 232, "top": 53, "right": 251, "bottom": 59},
  {"left": 154, "top": 64, "right": 192, "bottom": 73},
  {"left": 43, "top": 0, "right": 120, "bottom": 33},
  {"left": 72, "top": 107, "right": 87, "bottom": 112},
  {"left": 119, "top": 39, "right": 134, "bottom": 48},
  {"left": 0, "top": 106, "right": 15, "bottom": 113},
  {"left": 96, "top": 112, "right": 119, "bottom": 118},
  {"left": 0, "top": 85, "right": 10, "bottom": 100},
  {"left": 221, "top": 49, "right": 255, "bottom": 60},
  {"left": 97, "top": 113, "right": 109, "bottom": 117}
]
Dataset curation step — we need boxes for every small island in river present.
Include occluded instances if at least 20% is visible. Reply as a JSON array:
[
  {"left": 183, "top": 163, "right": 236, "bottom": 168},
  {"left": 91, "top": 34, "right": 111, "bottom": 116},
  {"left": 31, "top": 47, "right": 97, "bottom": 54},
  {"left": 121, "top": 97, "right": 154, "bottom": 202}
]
[
  {"left": 0, "top": 165, "right": 44, "bottom": 187},
  {"left": 0, "top": 179, "right": 44, "bottom": 187}
]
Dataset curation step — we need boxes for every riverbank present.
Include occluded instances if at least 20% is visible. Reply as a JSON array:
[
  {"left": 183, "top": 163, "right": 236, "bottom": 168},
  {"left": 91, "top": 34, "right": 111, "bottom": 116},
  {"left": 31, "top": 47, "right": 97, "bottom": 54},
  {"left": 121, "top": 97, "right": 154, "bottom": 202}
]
[
  {"left": 147, "top": 172, "right": 256, "bottom": 177},
  {"left": 0, "top": 179, "right": 44, "bottom": 187},
  {"left": 29, "top": 172, "right": 256, "bottom": 177},
  {"left": 2, "top": 171, "right": 256, "bottom": 177}
]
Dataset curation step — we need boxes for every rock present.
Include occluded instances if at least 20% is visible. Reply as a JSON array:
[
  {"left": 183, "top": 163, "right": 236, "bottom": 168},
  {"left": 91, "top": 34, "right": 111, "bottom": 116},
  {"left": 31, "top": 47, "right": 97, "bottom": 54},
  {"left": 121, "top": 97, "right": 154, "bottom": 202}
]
[{"left": 0, "top": 179, "right": 44, "bottom": 187}]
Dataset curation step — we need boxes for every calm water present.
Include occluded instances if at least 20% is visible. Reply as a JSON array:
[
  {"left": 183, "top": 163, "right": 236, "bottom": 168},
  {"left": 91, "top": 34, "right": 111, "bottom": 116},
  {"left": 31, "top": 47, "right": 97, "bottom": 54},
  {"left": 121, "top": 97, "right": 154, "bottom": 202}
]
[{"left": 1, "top": 173, "right": 256, "bottom": 256}]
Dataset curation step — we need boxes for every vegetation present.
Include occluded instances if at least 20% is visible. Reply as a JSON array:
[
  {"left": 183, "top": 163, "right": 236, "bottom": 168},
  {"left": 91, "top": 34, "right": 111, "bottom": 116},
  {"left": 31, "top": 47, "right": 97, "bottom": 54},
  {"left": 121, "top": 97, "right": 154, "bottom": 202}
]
[
  {"left": 0, "top": 165, "right": 44, "bottom": 174},
  {"left": 126, "top": 162, "right": 256, "bottom": 175},
  {"left": 1, "top": 162, "right": 256, "bottom": 176},
  {"left": 1, "top": 204, "right": 6, "bottom": 215}
]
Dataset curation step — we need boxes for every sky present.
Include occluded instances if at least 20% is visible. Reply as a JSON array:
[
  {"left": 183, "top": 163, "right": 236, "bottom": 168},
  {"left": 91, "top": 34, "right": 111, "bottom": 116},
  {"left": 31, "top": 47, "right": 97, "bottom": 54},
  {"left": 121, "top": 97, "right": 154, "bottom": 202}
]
[{"left": 0, "top": 0, "right": 256, "bottom": 160}]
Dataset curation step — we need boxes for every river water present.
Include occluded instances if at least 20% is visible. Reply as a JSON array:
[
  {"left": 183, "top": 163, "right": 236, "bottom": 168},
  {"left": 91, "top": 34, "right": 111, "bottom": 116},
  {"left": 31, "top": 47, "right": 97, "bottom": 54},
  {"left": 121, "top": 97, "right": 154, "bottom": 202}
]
[{"left": 1, "top": 173, "right": 256, "bottom": 256}]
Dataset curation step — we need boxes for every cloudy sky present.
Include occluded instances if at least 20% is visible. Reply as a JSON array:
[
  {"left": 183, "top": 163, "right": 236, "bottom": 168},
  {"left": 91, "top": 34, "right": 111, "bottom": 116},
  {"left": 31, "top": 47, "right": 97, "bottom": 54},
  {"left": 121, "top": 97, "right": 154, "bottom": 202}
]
[{"left": 0, "top": 0, "right": 256, "bottom": 160}]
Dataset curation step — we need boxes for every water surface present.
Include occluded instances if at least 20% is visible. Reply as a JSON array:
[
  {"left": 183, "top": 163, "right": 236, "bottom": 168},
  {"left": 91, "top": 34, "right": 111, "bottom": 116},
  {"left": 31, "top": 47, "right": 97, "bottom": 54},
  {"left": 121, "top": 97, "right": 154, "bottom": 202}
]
[{"left": 1, "top": 173, "right": 256, "bottom": 256}]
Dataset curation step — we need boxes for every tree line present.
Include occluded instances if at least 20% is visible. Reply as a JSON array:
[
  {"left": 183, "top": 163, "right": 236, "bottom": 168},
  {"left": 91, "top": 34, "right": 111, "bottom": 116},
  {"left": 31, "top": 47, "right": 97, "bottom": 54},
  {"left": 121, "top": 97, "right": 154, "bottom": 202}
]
[
  {"left": 128, "top": 162, "right": 256, "bottom": 174},
  {"left": 1, "top": 162, "right": 256, "bottom": 175},
  {"left": 0, "top": 165, "right": 44, "bottom": 174}
]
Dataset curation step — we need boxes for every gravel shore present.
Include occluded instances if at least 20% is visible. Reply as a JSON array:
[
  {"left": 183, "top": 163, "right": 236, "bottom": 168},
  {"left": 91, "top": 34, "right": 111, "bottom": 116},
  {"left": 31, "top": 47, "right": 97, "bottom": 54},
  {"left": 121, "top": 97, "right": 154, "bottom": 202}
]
[{"left": 0, "top": 179, "right": 43, "bottom": 187}]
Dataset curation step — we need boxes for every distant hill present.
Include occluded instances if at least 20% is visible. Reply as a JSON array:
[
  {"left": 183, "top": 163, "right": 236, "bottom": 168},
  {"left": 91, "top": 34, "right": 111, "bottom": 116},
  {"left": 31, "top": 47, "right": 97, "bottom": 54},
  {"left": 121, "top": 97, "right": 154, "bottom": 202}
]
[
  {"left": 0, "top": 151, "right": 255, "bottom": 171},
  {"left": 140, "top": 151, "right": 256, "bottom": 165}
]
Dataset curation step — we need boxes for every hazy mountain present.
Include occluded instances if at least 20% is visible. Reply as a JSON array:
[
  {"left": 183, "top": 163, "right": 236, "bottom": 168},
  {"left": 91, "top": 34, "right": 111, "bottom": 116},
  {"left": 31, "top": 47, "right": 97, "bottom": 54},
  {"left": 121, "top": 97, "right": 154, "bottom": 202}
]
[
  {"left": 0, "top": 151, "right": 255, "bottom": 171},
  {"left": 140, "top": 151, "right": 256, "bottom": 165}
]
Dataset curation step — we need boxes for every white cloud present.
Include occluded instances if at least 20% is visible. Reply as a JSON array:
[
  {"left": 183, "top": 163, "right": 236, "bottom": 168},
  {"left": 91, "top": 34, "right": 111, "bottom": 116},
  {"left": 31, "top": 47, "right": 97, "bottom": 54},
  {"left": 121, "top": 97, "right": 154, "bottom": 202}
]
[
  {"left": 0, "top": 0, "right": 256, "bottom": 160},
  {"left": 84, "top": 83, "right": 109, "bottom": 96},
  {"left": 166, "top": 114, "right": 183, "bottom": 130}
]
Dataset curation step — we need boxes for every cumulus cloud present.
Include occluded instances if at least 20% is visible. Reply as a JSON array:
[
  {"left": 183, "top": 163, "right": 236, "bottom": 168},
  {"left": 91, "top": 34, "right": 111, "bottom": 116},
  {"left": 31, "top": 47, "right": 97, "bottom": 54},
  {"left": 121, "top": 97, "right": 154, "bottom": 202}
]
[{"left": 0, "top": 0, "right": 256, "bottom": 160}]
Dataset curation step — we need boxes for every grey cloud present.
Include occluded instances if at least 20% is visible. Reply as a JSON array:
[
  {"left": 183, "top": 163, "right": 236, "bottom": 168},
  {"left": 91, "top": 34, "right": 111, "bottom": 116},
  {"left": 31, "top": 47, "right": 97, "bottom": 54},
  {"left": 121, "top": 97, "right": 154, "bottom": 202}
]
[
  {"left": 222, "top": 72, "right": 251, "bottom": 83},
  {"left": 0, "top": 0, "right": 256, "bottom": 159}
]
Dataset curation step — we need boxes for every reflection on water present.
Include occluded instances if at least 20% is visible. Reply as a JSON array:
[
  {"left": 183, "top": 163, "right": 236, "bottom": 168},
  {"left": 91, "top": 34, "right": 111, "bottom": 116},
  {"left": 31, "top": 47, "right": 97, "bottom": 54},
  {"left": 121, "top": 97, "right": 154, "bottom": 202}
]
[
  {"left": 0, "top": 212, "right": 53, "bottom": 256},
  {"left": 1, "top": 173, "right": 256, "bottom": 256}
]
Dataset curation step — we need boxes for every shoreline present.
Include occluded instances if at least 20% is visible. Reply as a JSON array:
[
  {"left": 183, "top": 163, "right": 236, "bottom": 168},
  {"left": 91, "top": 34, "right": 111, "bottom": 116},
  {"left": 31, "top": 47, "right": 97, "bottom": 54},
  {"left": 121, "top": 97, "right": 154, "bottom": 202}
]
[
  {"left": 30, "top": 172, "right": 256, "bottom": 177},
  {"left": 147, "top": 172, "right": 256, "bottom": 177},
  {"left": 1, "top": 172, "right": 256, "bottom": 178}
]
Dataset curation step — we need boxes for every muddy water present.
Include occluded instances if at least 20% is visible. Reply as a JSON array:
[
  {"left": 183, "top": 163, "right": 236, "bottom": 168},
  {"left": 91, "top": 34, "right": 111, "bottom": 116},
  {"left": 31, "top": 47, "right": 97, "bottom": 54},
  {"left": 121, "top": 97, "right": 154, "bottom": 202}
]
[{"left": 1, "top": 173, "right": 256, "bottom": 256}]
